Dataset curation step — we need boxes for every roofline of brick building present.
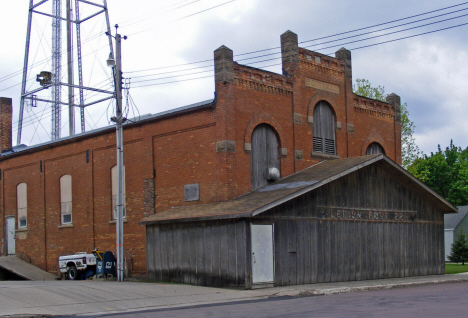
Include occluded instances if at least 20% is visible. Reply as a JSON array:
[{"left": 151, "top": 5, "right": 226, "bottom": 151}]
[{"left": 0, "top": 98, "right": 215, "bottom": 160}]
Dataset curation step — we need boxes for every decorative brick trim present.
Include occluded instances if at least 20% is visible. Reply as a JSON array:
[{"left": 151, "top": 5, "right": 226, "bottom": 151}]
[
  {"left": 244, "top": 143, "right": 252, "bottom": 152},
  {"left": 354, "top": 106, "right": 394, "bottom": 121},
  {"left": 361, "top": 133, "right": 387, "bottom": 156},
  {"left": 58, "top": 224, "right": 74, "bottom": 229},
  {"left": 347, "top": 124, "right": 355, "bottom": 133},
  {"left": 293, "top": 113, "right": 302, "bottom": 124},
  {"left": 281, "top": 148, "right": 288, "bottom": 156},
  {"left": 300, "top": 60, "right": 345, "bottom": 78},
  {"left": 234, "top": 77, "right": 293, "bottom": 97},
  {"left": 294, "top": 150, "right": 303, "bottom": 160},
  {"left": 244, "top": 114, "right": 286, "bottom": 146},
  {"left": 336, "top": 121, "right": 342, "bottom": 130}
]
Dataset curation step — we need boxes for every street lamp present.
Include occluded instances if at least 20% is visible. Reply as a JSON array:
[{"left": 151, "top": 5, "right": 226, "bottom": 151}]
[{"left": 106, "top": 25, "right": 127, "bottom": 282}]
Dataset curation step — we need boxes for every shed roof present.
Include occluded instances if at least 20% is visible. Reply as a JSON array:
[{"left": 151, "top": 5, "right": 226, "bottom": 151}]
[
  {"left": 444, "top": 206, "right": 468, "bottom": 229},
  {"left": 140, "top": 154, "right": 458, "bottom": 225}
]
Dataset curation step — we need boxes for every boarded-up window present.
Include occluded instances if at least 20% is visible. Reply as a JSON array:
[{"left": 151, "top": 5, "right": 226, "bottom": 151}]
[
  {"left": 366, "top": 142, "right": 385, "bottom": 155},
  {"left": 111, "top": 165, "right": 126, "bottom": 219},
  {"left": 251, "top": 124, "right": 280, "bottom": 190},
  {"left": 313, "top": 101, "right": 336, "bottom": 155},
  {"left": 17, "top": 183, "right": 27, "bottom": 228},
  {"left": 60, "top": 175, "right": 72, "bottom": 224}
]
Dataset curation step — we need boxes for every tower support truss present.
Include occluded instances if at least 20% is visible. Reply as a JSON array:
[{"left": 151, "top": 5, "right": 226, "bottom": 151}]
[{"left": 18, "top": 0, "right": 115, "bottom": 145}]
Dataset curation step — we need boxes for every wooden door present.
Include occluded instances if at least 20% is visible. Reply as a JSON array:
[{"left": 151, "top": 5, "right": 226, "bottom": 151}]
[
  {"left": 251, "top": 124, "right": 280, "bottom": 189},
  {"left": 313, "top": 101, "right": 335, "bottom": 155}
]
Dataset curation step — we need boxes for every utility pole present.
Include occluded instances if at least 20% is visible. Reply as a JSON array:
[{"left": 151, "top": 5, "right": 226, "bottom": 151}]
[{"left": 107, "top": 26, "right": 126, "bottom": 282}]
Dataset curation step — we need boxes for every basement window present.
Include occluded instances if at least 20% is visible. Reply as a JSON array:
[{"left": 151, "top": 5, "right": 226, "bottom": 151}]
[
  {"left": 17, "top": 183, "right": 27, "bottom": 228},
  {"left": 60, "top": 175, "right": 72, "bottom": 224},
  {"left": 111, "top": 165, "right": 126, "bottom": 220}
]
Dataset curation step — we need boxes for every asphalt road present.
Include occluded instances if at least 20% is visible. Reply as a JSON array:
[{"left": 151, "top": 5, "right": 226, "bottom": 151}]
[{"left": 86, "top": 281, "right": 468, "bottom": 318}]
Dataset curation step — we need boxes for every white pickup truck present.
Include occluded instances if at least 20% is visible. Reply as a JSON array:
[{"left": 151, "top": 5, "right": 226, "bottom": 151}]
[{"left": 59, "top": 250, "right": 104, "bottom": 280}]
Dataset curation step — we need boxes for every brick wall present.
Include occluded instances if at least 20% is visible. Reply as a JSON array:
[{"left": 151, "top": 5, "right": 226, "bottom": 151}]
[{"left": 0, "top": 30, "right": 401, "bottom": 276}]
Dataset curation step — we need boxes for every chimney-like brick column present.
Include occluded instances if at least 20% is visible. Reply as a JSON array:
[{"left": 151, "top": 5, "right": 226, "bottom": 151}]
[
  {"left": 214, "top": 45, "right": 234, "bottom": 83},
  {"left": 335, "top": 47, "right": 352, "bottom": 78},
  {"left": 0, "top": 97, "right": 12, "bottom": 153},
  {"left": 280, "top": 30, "right": 299, "bottom": 76},
  {"left": 386, "top": 93, "right": 402, "bottom": 164}
]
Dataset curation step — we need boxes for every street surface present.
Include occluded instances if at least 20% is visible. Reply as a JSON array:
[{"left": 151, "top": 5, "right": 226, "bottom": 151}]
[{"left": 87, "top": 281, "right": 468, "bottom": 318}]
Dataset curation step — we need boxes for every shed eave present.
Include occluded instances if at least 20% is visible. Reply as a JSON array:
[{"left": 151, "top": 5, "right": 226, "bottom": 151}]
[
  {"left": 140, "top": 211, "right": 252, "bottom": 226},
  {"left": 380, "top": 156, "right": 458, "bottom": 214}
]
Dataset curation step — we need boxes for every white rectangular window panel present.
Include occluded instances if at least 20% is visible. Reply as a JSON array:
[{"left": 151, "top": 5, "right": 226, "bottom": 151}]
[
  {"left": 17, "top": 183, "right": 27, "bottom": 228},
  {"left": 60, "top": 175, "right": 72, "bottom": 224},
  {"left": 251, "top": 224, "right": 274, "bottom": 284}
]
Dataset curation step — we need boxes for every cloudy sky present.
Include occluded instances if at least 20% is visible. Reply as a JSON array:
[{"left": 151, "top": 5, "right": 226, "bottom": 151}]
[{"left": 1, "top": 0, "right": 468, "bottom": 155}]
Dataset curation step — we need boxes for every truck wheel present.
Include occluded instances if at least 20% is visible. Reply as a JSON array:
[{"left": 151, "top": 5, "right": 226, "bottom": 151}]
[{"left": 68, "top": 265, "right": 78, "bottom": 280}]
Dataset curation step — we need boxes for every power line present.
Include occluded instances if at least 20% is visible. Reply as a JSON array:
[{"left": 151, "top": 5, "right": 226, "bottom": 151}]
[
  {"left": 126, "top": 2, "right": 468, "bottom": 75},
  {"left": 128, "top": 0, "right": 238, "bottom": 37},
  {"left": 130, "top": 20, "right": 468, "bottom": 88},
  {"left": 122, "top": 14, "right": 468, "bottom": 86}
]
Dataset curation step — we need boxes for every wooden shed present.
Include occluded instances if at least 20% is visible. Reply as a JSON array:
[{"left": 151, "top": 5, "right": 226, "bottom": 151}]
[{"left": 141, "top": 154, "right": 457, "bottom": 289}]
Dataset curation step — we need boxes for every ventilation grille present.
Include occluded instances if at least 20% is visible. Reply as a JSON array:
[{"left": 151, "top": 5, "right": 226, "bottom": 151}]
[
  {"left": 325, "top": 139, "right": 335, "bottom": 155},
  {"left": 313, "top": 137, "right": 322, "bottom": 153},
  {"left": 313, "top": 137, "right": 335, "bottom": 155}
]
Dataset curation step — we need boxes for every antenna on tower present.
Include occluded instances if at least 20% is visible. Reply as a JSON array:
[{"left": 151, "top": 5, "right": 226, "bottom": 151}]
[{"left": 18, "top": 0, "right": 116, "bottom": 145}]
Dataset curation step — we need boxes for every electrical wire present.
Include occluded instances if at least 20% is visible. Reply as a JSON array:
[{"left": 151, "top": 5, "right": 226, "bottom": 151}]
[{"left": 6, "top": 2, "right": 468, "bottom": 141}]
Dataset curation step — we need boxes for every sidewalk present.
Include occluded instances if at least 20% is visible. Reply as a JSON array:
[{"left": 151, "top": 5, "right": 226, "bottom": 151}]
[{"left": 1, "top": 273, "right": 468, "bottom": 317}]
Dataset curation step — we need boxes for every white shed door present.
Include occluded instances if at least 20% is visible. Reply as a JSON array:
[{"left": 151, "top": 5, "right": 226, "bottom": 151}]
[
  {"left": 444, "top": 229, "right": 454, "bottom": 261},
  {"left": 251, "top": 224, "right": 274, "bottom": 284},
  {"left": 6, "top": 217, "right": 15, "bottom": 255}
]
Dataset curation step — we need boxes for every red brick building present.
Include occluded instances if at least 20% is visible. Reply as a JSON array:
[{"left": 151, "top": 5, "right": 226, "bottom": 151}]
[{"left": 0, "top": 31, "right": 401, "bottom": 276}]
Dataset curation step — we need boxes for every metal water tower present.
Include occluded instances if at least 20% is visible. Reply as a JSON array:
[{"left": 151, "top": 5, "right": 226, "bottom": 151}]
[{"left": 18, "top": 0, "right": 115, "bottom": 144}]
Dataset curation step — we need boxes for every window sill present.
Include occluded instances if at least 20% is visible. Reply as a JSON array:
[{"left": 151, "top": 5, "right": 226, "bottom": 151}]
[
  {"left": 58, "top": 224, "right": 74, "bottom": 229},
  {"left": 16, "top": 228, "right": 28, "bottom": 233},
  {"left": 109, "top": 219, "right": 128, "bottom": 224},
  {"left": 311, "top": 151, "right": 339, "bottom": 160}
]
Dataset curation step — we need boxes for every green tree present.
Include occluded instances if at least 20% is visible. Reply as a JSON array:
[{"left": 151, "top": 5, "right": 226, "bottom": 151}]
[
  {"left": 448, "top": 230, "right": 468, "bottom": 265},
  {"left": 353, "top": 79, "right": 420, "bottom": 168},
  {"left": 408, "top": 140, "right": 468, "bottom": 206}
]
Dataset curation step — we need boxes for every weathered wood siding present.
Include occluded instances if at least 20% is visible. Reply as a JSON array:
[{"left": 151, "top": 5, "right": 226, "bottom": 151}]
[
  {"left": 255, "top": 162, "right": 445, "bottom": 286},
  {"left": 146, "top": 219, "right": 248, "bottom": 287}
]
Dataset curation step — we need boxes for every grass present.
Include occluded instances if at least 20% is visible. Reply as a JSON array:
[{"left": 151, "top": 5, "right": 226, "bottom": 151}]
[{"left": 445, "top": 263, "right": 468, "bottom": 274}]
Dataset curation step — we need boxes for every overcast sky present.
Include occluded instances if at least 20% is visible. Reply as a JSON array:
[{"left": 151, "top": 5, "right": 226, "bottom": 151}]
[{"left": 1, "top": 0, "right": 468, "bottom": 155}]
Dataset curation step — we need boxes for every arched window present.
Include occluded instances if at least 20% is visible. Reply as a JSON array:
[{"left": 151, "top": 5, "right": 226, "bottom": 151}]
[
  {"left": 251, "top": 124, "right": 280, "bottom": 190},
  {"left": 366, "top": 142, "right": 385, "bottom": 155},
  {"left": 60, "top": 175, "right": 72, "bottom": 224},
  {"left": 17, "top": 183, "right": 27, "bottom": 228},
  {"left": 111, "top": 165, "right": 126, "bottom": 219},
  {"left": 313, "top": 101, "right": 336, "bottom": 155}
]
